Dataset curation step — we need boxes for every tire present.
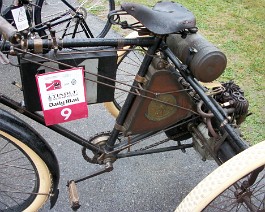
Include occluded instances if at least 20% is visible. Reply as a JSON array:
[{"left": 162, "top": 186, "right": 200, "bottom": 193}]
[
  {"left": 34, "top": 0, "right": 114, "bottom": 39},
  {"left": 104, "top": 32, "right": 144, "bottom": 117},
  {"left": 0, "top": 113, "right": 53, "bottom": 211},
  {"left": 176, "top": 140, "right": 265, "bottom": 212}
]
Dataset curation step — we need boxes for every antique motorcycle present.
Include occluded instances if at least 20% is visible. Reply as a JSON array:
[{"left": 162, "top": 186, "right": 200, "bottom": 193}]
[{"left": 0, "top": 1, "right": 264, "bottom": 211}]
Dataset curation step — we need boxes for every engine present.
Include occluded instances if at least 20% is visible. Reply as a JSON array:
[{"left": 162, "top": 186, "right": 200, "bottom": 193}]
[
  {"left": 214, "top": 81, "right": 249, "bottom": 124},
  {"left": 165, "top": 80, "right": 249, "bottom": 159}
]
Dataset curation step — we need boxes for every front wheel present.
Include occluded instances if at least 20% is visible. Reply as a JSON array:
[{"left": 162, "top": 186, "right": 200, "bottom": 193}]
[
  {"left": 0, "top": 115, "right": 53, "bottom": 211},
  {"left": 176, "top": 140, "right": 265, "bottom": 212}
]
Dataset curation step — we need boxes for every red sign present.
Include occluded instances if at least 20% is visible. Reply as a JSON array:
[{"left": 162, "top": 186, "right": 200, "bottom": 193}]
[
  {"left": 45, "top": 80, "right": 62, "bottom": 91},
  {"left": 36, "top": 67, "right": 88, "bottom": 126}
]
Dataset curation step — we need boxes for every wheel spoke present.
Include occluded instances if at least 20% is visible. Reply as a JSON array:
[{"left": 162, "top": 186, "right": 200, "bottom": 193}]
[
  {"left": 35, "top": 0, "right": 114, "bottom": 38},
  {"left": 1, "top": 163, "right": 35, "bottom": 172},
  {"left": 176, "top": 141, "right": 265, "bottom": 212}
]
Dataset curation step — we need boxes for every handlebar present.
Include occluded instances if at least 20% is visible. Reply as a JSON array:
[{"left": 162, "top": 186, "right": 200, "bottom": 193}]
[{"left": 0, "top": 16, "right": 21, "bottom": 44}]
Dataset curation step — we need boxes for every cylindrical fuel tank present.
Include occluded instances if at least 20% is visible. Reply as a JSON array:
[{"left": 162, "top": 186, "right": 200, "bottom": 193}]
[{"left": 166, "top": 33, "right": 227, "bottom": 82}]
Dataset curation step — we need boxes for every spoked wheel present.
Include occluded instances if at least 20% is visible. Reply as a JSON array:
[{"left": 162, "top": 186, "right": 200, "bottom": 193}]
[
  {"left": 104, "top": 32, "right": 145, "bottom": 117},
  {"left": 104, "top": 47, "right": 144, "bottom": 117},
  {"left": 34, "top": 0, "right": 115, "bottom": 39},
  {"left": 0, "top": 130, "right": 52, "bottom": 211},
  {"left": 176, "top": 140, "right": 265, "bottom": 212}
]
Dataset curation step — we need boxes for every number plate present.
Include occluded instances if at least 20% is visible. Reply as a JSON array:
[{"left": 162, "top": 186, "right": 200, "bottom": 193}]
[{"left": 36, "top": 68, "right": 88, "bottom": 126}]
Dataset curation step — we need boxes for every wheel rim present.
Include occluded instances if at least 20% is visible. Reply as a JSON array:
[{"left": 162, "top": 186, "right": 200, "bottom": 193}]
[
  {"left": 203, "top": 166, "right": 265, "bottom": 211},
  {"left": 0, "top": 135, "right": 39, "bottom": 211},
  {"left": 176, "top": 141, "right": 265, "bottom": 212},
  {"left": 0, "top": 131, "right": 51, "bottom": 211}
]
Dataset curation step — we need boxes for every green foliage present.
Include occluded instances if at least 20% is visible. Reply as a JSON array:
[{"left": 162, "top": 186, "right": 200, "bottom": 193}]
[{"left": 188, "top": 0, "right": 265, "bottom": 143}]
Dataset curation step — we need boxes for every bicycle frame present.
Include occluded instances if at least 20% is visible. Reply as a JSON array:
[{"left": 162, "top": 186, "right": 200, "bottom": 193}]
[{"left": 0, "top": 35, "right": 248, "bottom": 161}]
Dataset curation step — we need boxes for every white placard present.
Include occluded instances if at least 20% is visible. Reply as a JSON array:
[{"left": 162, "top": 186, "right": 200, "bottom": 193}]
[
  {"left": 36, "top": 67, "right": 88, "bottom": 125},
  {"left": 11, "top": 7, "right": 29, "bottom": 31}
]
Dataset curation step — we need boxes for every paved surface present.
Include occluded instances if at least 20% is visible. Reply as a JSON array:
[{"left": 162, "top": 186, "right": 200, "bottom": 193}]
[
  {"left": 0, "top": 2, "right": 218, "bottom": 212},
  {"left": 0, "top": 48, "right": 217, "bottom": 212}
]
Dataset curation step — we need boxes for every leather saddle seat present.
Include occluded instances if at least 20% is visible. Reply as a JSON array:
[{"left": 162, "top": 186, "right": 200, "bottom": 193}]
[{"left": 121, "top": 1, "right": 196, "bottom": 35}]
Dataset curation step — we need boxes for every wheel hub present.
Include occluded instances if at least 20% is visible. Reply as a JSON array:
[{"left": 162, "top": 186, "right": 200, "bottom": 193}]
[{"left": 75, "top": 7, "right": 88, "bottom": 21}]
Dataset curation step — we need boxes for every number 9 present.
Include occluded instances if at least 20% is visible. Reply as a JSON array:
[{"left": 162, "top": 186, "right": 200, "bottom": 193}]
[{"left": 61, "top": 108, "right": 72, "bottom": 120}]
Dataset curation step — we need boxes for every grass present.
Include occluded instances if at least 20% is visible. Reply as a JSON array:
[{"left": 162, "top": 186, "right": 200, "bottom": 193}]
[
  {"left": 115, "top": 0, "right": 265, "bottom": 143},
  {"left": 84, "top": 0, "right": 111, "bottom": 17}
]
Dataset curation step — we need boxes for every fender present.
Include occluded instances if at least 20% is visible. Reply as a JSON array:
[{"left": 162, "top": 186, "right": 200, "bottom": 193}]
[{"left": 0, "top": 108, "right": 60, "bottom": 208}]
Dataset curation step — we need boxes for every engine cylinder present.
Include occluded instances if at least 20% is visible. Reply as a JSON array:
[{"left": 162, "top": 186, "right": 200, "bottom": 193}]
[{"left": 167, "top": 33, "right": 227, "bottom": 82}]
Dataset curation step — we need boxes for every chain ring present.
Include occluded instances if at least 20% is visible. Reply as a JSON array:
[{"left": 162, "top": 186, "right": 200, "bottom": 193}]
[
  {"left": 82, "top": 130, "right": 189, "bottom": 163},
  {"left": 82, "top": 132, "right": 111, "bottom": 164}
]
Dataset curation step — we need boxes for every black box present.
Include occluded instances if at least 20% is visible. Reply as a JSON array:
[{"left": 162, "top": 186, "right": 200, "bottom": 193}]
[{"left": 19, "top": 48, "right": 117, "bottom": 111}]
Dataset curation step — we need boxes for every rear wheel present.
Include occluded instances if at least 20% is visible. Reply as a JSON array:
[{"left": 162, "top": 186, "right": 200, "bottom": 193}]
[
  {"left": 34, "top": 0, "right": 115, "bottom": 38},
  {"left": 104, "top": 48, "right": 144, "bottom": 117},
  {"left": 104, "top": 32, "right": 144, "bottom": 117},
  {"left": 176, "top": 140, "right": 265, "bottom": 212},
  {"left": 0, "top": 127, "right": 52, "bottom": 211}
]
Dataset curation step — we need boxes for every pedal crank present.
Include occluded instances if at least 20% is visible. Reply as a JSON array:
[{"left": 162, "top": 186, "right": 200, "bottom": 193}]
[
  {"left": 74, "top": 161, "right": 113, "bottom": 183},
  {"left": 67, "top": 162, "right": 113, "bottom": 210}
]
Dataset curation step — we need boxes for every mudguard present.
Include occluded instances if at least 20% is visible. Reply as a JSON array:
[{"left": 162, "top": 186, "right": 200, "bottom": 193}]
[{"left": 0, "top": 108, "right": 60, "bottom": 208}]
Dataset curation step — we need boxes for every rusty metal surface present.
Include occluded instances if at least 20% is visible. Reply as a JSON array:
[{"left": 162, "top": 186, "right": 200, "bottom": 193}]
[{"left": 123, "top": 58, "right": 196, "bottom": 135}]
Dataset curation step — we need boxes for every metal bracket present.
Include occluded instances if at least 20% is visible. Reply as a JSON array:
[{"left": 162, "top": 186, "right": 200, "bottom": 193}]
[
  {"left": 135, "top": 74, "right": 147, "bottom": 84},
  {"left": 114, "top": 123, "right": 126, "bottom": 132}
]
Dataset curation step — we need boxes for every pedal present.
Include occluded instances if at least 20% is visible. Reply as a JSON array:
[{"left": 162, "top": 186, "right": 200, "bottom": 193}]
[
  {"left": 66, "top": 162, "right": 113, "bottom": 210},
  {"left": 67, "top": 180, "right": 81, "bottom": 211}
]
